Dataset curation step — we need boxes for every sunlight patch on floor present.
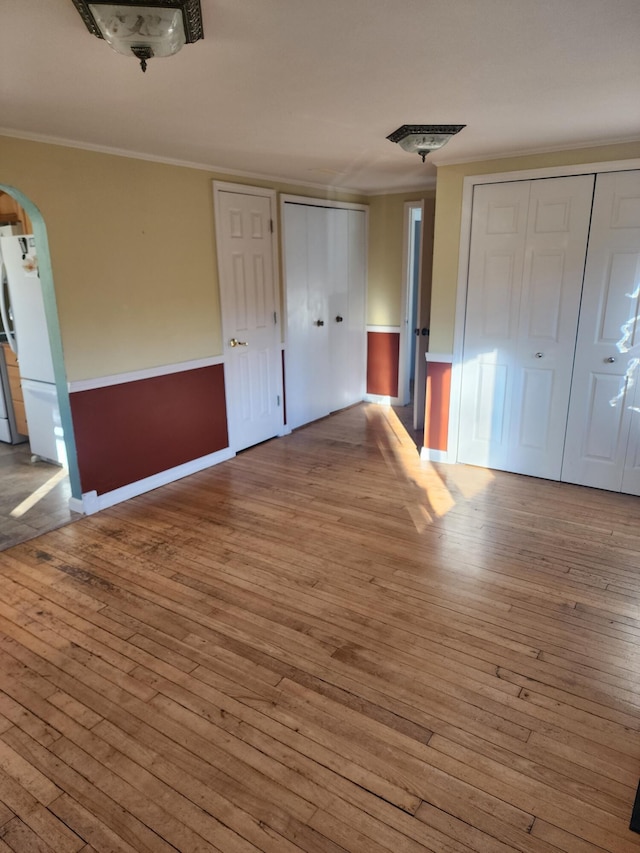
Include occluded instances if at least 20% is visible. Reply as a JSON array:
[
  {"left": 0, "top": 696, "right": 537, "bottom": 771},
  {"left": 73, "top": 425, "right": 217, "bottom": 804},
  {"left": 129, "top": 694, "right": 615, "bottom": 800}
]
[
  {"left": 367, "top": 404, "right": 494, "bottom": 527},
  {"left": 10, "top": 467, "right": 68, "bottom": 518}
]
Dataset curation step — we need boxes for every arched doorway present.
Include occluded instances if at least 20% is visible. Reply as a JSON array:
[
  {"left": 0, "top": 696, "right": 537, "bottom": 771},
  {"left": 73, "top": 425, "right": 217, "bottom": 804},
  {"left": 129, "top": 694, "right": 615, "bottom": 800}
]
[{"left": 0, "top": 184, "right": 82, "bottom": 548}]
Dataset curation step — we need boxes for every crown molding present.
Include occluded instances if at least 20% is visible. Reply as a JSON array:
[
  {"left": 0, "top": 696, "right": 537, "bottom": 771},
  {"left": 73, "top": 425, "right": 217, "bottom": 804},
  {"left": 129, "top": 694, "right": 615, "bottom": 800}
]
[{"left": 0, "top": 127, "right": 431, "bottom": 197}]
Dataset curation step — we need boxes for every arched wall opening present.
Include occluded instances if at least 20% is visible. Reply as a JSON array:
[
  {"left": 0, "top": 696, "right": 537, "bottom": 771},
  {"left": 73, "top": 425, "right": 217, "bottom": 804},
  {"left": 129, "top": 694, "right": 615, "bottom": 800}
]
[{"left": 0, "top": 183, "right": 82, "bottom": 501}]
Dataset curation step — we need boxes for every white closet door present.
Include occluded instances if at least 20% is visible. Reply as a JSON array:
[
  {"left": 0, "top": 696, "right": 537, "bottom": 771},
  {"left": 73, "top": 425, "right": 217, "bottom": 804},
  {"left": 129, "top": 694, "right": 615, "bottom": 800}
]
[
  {"left": 327, "top": 208, "right": 350, "bottom": 410},
  {"left": 562, "top": 170, "right": 640, "bottom": 494},
  {"left": 458, "top": 181, "right": 530, "bottom": 471},
  {"left": 346, "top": 210, "right": 367, "bottom": 405},
  {"left": 284, "top": 202, "right": 366, "bottom": 430},
  {"left": 330, "top": 209, "right": 366, "bottom": 411},
  {"left": 507, "top": 175, "right": 594, "bottom": 477},
  {"left": 459, "top": 174, "right": 594, "bottom": 478},
  {"left": 284, "top": 204, "right": 331, "bottom": 430}
]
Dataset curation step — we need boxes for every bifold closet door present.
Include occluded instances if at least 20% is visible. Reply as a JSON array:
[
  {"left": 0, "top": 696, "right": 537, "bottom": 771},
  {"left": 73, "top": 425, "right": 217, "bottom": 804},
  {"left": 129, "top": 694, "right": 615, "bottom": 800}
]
[
  {"left": 284, "top": 204, "right": 332, "bottom": 430},
  {"left": 330, "top": 209, "right": 367, "bottom": 412},
  {"left": 458, "top": 174, "right": 594, "bottom": 478},
  {"left": 283, "top": 203, "right": 366, "bottom": 431},
  {"left": 561, "top": 170, "right": 640, "bottom": 495}
]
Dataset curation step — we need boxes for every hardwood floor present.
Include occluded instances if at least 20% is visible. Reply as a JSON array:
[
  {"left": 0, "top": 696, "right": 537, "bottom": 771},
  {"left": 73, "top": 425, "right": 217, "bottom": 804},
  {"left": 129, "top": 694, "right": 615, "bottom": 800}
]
[{"left": 0, "top": 402, "right": 639, "bottom": 852}]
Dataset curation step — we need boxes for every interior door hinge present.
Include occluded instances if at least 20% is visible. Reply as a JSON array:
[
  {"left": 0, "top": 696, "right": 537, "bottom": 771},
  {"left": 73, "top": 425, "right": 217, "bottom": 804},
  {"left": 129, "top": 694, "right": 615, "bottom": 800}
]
[
  {"left": 277, "top": 395, "right": 281, "bottom": 406},
  {"left": 270, "top": 219, "right": 274, "bottom": 233},
  {"left": 273, "top": 311, "right": 277, "bottom": 325}
]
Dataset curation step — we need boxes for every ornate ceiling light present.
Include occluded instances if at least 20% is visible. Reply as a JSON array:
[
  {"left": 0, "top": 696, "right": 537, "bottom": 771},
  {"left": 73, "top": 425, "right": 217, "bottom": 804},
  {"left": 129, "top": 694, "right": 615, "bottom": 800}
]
[
  {"left": 387, "top": 125, "right": 466, "bottom": 162},
  {"left": 71, "top": 0, "right": 203, "bottom": 72}
]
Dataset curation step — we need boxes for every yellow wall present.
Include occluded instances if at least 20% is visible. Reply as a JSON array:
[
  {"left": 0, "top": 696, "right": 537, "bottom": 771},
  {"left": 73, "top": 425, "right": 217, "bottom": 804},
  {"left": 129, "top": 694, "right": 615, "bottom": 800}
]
[
  {"left": 367, "top": 189, "right": 435, "bottom": 327},
  {"left": 0, "top": 135, "right": 366, "bottom": 382},
  {"left": 430, "top": 141, "right": 640, "bottom": 353}
]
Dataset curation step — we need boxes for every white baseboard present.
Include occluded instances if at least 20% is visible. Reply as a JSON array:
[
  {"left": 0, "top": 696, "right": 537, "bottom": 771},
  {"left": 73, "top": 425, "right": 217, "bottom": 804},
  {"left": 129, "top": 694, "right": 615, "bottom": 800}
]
[
  {"left": 420, "top": 447, "right": 452, "bottom": 464},
  {"left": 364, "top": 393, "right": 403, "bottom": 406},
  {"left": 68, "top": 497, "right": 86, "bottom": 514},
  {"left": 77, "top": 446, "right": 235, "bottom": 515}
]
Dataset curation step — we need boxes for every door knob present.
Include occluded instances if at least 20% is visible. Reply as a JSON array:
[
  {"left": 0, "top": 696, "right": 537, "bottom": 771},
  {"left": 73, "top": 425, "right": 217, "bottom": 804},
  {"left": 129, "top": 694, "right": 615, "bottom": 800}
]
[
  {"left": 229, "top": 338, "right": 248, "bottom": 347},
  {"left": 314, "top": 320, "right": 325, "bottom": 327},
  {"left": 534, "top": 352, "right": 544, "bottom": 358},
  {"left": 335, "top": 315, "right": 343, "bottom": 323},
  {"left": 605, "top": 356, "right": 616, "bottom": 363}
]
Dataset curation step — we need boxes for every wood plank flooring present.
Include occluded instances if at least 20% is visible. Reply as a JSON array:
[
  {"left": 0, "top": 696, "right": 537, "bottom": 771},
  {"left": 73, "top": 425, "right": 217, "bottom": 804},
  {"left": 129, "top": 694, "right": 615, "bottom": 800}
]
[{"left": 0, "top": 402, "right": 639, "bottom": 852}]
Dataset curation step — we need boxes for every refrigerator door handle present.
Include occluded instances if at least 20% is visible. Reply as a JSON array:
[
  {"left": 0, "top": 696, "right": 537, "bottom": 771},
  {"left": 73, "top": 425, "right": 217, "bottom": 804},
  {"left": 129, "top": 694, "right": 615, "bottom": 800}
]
[{"left": 0, "top": 270, "right": 17, "bottom": 356}]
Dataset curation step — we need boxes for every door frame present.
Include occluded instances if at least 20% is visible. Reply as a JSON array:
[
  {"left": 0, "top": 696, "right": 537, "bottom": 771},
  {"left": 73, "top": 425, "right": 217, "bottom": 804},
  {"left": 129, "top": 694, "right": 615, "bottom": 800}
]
[
  {"left": 0, "top": 183, "right": 82, "bottom": 503},
  {"left": 446, "top": 156, "right": 640, "bottom": 466},
  {"left": 398, "top": 201, "right": 424, "bottom": 408},
  {"left": 212, "top": 180, "right": 284, "bottom": 452}
]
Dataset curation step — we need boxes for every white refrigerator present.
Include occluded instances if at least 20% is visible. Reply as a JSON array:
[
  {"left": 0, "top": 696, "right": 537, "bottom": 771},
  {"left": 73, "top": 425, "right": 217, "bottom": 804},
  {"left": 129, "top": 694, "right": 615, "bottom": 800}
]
[{"left": 0, "top": 234, "right": 65, "bottom": 465}]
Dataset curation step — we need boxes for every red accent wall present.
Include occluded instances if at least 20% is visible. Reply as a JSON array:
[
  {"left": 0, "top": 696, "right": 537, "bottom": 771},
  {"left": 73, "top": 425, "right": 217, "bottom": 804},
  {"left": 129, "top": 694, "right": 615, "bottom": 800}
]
[
  {"left": 366, "top": 331, "right": 400, "bottom": 397},
  {"left": 70, "top": 364, "right": 228, "bottom": 495},
  {"left": 424, "top": 361, "right": 451, "bottom": 452}
]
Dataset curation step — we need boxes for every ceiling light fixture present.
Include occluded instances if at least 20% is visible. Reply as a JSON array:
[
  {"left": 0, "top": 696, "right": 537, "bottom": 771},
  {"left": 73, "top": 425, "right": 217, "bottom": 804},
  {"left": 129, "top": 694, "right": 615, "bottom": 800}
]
[
  {"left": 71, "top": 0, "right": 203, "bottom": 72},
  {"left": 387, "top": 125, "right": 466, "bottom": 162}
]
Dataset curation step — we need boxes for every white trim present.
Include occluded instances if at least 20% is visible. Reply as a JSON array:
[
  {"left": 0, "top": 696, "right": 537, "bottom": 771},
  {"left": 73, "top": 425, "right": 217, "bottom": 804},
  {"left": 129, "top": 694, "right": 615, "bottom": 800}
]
[
  {"left": 434, "top": 139, "right": 640, "bottom": 168},
  {"left": 78, "top": 446, "right": 235, "bottom": 515},
  {"left": 364, "top": 393, "right": 392, "bottom": 405},
  {"left": 370, "top": 181, "right": 436, "bottom": 196},
  {"left": 280, "top": 194, "right": 369, "bottom": 213},
  {"left": 68, "top": 497, "right": 85, "bottom": 514},
  {"left": 0, "top": 128, "right": 371, "bottom": 197},
  {"left": 425, "top": 352, "right": 454, "bottom": 363},
  {"left": 67, "top": 355, "right": 224, "bottom": 393},
  {"left": 420, "top": 447, "right": 450, "bottom": 464},
  {"left": 398, "top": 201, "right": 424, "bottom": 407},
  {"left": 454, "top": 158, "right": 640, "bottom": 190},
  {"left": 448, "top": 157, "right": 640, "bottom": 470},
  {"left": 366, "top": 325, "right": 401, "bottom": 334}
]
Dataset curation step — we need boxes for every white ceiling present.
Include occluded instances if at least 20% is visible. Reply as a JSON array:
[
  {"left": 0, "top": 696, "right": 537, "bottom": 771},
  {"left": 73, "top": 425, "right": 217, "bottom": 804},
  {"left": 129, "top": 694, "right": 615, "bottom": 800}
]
[{"left": 2, "top": 0, "right": 640, "bottom": 193}]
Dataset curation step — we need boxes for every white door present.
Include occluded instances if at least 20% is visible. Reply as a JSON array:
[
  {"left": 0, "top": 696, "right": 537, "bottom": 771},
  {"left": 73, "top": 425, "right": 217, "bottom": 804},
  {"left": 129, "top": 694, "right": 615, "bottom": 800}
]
[
  {"left": 562, "top": 170, "right": 640, "bottom": 494},
  {"left": 331, "top": 209, "right": 367, "bottom": 412},
  {"left": 459, "top": 174, "right": 594, "bottom": 478},
  {"left": 283, "top": 202, "right": 367, "bottom": 430},
  {"left": 215, "top": 187, "right": 283, "bottom": 452},
  {"left": 283, "top": 203, "right": 332, "bottom": 430}
]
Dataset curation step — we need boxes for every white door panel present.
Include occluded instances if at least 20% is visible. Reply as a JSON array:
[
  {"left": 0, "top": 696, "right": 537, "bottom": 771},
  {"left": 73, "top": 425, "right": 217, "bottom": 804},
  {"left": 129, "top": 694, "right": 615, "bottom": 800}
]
[
  {"left": 458, "top": 181, "right": 528, "bottom": 470},
  {"left": 216, "top": 189, "right": 282, "bottom": 452},
  {"left": 460, "top": 174, "right": 594, "bottom": 479},
  {"left": 283, "top": 203, "right": 366, "bottom": 430},
  {"left": 336, "top": 210, "right": 366, "bottom": 410},
  {"left": 562, "top": 170, "right": 640, "bottom": 493},
  {"left": 508, "top": 174, "right": 594, "bottom": 478},
  {"left": 284, "top": 204, "right": 331, "bottom": 430}
]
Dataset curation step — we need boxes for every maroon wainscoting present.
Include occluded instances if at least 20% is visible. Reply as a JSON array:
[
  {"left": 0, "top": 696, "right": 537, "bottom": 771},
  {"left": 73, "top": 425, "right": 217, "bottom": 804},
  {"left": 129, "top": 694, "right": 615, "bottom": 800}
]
[
  {"left": 70, "top": 364, "right": 228, "bottom": 496},
  {"left": 424, "top": 361, "right": 452, "bottom": 452},
  {"left": 366, "top": 331, "right": 400, "bottom": 397}
]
